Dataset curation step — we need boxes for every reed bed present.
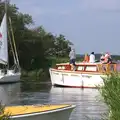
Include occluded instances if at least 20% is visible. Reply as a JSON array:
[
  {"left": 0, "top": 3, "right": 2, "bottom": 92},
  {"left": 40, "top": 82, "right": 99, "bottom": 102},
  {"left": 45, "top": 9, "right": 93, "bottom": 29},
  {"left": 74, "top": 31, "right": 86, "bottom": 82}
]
[{"left": 99, "top": 72, "right": 120, "bottom": 120}]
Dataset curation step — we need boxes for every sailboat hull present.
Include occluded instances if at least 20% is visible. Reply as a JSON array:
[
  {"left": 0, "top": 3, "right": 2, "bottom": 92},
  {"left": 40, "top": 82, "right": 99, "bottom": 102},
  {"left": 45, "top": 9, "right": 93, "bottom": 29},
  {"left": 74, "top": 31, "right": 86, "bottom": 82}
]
[{"left": 0, "top": 72, "right": 21, "bottom": 84}]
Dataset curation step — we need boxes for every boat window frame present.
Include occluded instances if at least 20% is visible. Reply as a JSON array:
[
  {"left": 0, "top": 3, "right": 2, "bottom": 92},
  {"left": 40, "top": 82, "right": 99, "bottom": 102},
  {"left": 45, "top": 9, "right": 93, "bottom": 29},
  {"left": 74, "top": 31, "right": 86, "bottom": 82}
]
[
  {"left": 76, "top": 65, "right": 85, "bottom": 71},
  {"left": 84, "top": 65, "right": 98, "bottom": 72}
]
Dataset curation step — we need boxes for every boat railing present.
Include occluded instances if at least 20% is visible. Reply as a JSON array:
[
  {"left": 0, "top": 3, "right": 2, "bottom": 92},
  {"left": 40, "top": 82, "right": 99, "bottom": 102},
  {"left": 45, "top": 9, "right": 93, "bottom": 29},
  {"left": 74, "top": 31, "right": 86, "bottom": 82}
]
[{"left": 56, "top": 63, "right": 120, "bottom": 73}]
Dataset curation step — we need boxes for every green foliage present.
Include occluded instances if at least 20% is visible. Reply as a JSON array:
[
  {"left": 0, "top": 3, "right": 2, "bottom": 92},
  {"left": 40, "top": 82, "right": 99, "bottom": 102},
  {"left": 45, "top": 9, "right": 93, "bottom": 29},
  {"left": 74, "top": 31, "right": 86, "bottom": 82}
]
[
  {"left": 0, "top": 2, "right": 72, "bottom": 74},
  {"left": 99, "top": 72, "right": 120, "bottom": 120}
]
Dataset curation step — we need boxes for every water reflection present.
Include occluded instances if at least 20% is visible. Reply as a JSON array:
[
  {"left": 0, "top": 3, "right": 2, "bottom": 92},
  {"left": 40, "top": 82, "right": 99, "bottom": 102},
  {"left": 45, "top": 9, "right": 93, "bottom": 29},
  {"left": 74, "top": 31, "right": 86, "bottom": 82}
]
[
  {"left": 50, "top": 87, "right": 108, "bottom": 120},
  {"left": 20, "top": 81, "right": 52, "bottom": 92},
  {"left": 0, "top": 83, "right": 20, "bottom": 105}
]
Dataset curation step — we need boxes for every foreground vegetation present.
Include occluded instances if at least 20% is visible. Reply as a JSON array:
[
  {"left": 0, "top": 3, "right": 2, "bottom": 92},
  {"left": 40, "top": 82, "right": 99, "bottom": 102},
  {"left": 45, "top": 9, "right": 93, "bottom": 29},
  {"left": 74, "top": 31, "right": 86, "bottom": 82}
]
[
  {"left": 0, "top": 103, "right": 10, "bottom": 120},
  {"left": 99, "top": 72, "right": 120, "bottom": 120}
]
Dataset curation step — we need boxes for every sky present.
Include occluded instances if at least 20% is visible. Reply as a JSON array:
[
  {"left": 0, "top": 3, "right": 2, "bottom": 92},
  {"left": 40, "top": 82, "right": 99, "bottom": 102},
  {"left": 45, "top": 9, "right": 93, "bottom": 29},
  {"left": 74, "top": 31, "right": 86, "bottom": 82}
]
[{"left": 10, "top": 0, "right": 120, "bottom": 55}]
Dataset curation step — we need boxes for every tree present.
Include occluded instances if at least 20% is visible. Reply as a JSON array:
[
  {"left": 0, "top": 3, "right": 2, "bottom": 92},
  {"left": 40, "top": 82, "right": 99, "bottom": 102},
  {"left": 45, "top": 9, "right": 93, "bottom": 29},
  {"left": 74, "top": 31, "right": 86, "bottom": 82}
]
[
  {"left": 0, "top": 1, "right": 73, "bottom": 72},
  {"left": 54, "top": 34, "right": 72, "bottom": 57}
]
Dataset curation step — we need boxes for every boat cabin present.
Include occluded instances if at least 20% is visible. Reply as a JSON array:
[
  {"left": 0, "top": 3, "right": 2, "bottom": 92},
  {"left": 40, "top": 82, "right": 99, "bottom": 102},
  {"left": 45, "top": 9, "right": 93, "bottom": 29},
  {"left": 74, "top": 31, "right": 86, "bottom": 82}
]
[{"left": 55, "top": 62, "right": 120, "bottom": 73}]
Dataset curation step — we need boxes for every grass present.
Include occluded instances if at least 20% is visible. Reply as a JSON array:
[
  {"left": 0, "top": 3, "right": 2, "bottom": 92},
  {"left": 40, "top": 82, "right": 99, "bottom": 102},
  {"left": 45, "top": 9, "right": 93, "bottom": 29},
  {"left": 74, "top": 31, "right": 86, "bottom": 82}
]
[{"left": 99, "top": 72, "right": 120, "bottom": 120}]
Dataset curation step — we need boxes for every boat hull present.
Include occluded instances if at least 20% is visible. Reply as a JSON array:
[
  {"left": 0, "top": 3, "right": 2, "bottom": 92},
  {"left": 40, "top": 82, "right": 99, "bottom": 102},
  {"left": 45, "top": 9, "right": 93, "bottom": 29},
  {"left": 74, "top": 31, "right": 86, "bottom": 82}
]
[
  {"left": 49, "top": 68, "right": 104, "bottom": 88},
  {"left": 0, "top": 72, "right": 21, "bottom": 84},
  {"left": 5, "top": 105, "right": 75, "bottom": 120}
]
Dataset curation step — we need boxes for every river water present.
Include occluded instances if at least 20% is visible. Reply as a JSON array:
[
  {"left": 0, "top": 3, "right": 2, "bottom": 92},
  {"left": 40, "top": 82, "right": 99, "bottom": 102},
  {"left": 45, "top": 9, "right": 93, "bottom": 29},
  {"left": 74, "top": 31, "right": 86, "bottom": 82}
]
[{"left": 0, "top": 82, "right": 108, "bottom": 120}]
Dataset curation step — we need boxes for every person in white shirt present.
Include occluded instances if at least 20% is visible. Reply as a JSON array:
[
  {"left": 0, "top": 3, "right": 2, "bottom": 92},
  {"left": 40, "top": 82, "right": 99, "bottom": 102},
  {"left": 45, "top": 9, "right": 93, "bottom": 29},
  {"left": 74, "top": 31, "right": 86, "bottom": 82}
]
[{"left": 89, "top": 52, "right": 95, "bottom": 63}]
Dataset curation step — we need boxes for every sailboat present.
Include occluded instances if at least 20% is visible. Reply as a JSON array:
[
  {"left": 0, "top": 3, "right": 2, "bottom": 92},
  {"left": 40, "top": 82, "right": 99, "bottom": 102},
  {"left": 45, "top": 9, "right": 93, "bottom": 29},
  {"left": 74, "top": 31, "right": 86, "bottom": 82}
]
[{"left": 0, "top": 6, "right": 21, "bottom": 83}]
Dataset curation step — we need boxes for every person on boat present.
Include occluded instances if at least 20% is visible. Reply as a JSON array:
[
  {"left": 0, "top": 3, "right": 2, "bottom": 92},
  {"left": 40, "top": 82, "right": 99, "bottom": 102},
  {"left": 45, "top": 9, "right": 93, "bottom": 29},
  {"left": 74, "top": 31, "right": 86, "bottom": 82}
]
[
  {"left": 83, "top": 53, "right": 89, "bottom": 62},
  {"left": 69, "top": 48, "right": 76, "bottom": 71},
  {"left": 89, "top": 52, "right": 95, "bottom": 63},
  {"left": 100, "top": 53, "right": 105, "bottom": 63},
  {"left": 104, "top": 52, "right": 112, "bottom": 63}
]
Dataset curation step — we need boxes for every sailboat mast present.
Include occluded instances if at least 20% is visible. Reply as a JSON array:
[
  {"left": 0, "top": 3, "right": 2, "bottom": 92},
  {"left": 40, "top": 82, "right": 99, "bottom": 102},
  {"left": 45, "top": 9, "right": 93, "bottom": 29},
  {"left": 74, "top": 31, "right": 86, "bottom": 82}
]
[
  {"left": 6, "top": 0, "right": 20, "bottom": 70},
  {"left": 9, "top": 17, "right": 20, "bottom": 69},
  {"left": 6, "top": 0, "right": 17, "bottom": 68}
]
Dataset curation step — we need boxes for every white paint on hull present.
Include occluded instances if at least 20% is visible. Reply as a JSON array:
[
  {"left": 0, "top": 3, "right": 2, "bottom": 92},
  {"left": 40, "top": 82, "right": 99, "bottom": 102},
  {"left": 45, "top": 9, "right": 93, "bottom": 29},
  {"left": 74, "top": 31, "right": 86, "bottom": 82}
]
[
  {"left": 10, "top": 105, "right": 75, "bottom": 120},
  {"left": 49, "top": 68, "right": 104, "bottom": 88},
  {"left": 0, "top": 72, "right": 21, "bottom": 83}
]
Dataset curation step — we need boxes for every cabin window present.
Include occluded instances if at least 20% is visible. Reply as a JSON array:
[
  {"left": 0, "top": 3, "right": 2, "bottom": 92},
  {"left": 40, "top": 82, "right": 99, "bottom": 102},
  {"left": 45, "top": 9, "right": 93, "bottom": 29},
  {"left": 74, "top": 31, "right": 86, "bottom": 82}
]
[
  {"left": 77, "top": 66, "right": 84, "bottom": 71},
  {"left": 57, "top": 66, "right": 65, "bottom": 70},
  {"left": 62, "top": 66, "right": 65, "bottom": 69},
  {"left": 58, "top": 66, "right": 62, "bottom": 69},
  {"left": 85, "top": 66, "right": 97, "bottom": 71}
]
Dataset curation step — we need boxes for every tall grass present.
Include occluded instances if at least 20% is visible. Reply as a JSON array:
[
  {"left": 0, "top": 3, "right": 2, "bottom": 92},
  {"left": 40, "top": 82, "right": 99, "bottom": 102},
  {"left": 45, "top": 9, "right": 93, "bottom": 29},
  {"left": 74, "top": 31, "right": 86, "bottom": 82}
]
[
  {"left": 0, "top": 103, "right": 10, "bottom": 120},
  {"left": 99, "top": 72, "right": 120, "bottom": 120}
]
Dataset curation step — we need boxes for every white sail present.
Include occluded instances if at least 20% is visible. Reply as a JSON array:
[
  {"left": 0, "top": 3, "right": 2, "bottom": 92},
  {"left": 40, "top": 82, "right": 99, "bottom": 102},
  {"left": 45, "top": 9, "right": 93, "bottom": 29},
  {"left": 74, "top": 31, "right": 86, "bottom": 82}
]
[{"left": 0, "top": 13, "right": 8, "bottom": 65}]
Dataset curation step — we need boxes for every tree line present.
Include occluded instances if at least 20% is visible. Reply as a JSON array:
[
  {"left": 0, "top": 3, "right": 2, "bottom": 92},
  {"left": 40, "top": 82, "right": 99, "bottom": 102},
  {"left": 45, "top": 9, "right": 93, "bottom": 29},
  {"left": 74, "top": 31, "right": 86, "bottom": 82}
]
[{"left": 0, "top": 1, "right": 73, "bottom": 73}]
